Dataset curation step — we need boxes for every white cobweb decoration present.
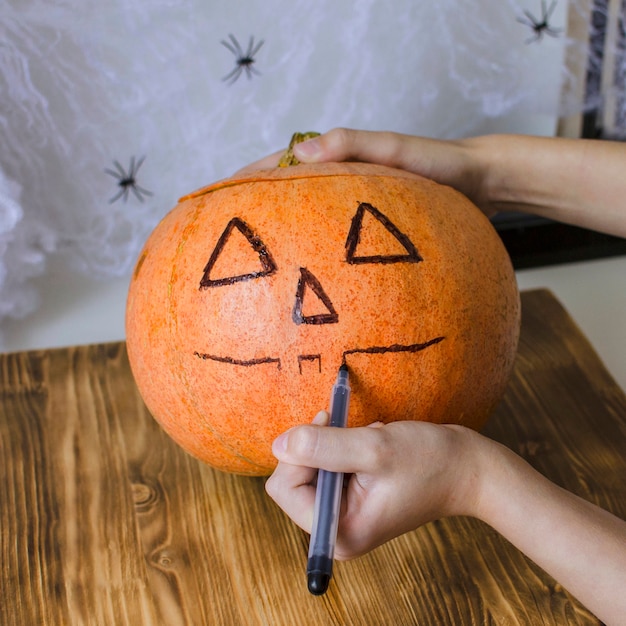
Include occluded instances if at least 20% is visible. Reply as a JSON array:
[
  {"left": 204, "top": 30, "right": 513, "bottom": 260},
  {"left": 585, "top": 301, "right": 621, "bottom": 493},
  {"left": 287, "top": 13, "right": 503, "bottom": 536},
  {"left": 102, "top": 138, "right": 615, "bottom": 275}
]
[{"left": 0, "top": 0, "right": 612, "bottom": 345}]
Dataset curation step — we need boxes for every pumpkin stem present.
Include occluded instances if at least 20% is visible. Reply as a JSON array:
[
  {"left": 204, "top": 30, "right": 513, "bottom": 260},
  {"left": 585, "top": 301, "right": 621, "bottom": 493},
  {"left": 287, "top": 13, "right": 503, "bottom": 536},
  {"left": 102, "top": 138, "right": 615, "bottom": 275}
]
[{"left": 278, "top": 132, "right": 320, "bottom": 167}]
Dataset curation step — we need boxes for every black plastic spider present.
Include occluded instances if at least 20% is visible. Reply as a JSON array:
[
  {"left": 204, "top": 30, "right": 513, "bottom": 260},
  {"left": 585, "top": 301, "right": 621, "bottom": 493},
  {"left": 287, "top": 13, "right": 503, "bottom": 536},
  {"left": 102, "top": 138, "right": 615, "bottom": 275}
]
[
  {"left": 517, "top": 0, "right": 562, "bottom": 43},
  {"left": 104, "top": 156, "right": 153, "bottom": 204},
  {"left": 221, "top": 34, "right": 264, "bottom": 84}
]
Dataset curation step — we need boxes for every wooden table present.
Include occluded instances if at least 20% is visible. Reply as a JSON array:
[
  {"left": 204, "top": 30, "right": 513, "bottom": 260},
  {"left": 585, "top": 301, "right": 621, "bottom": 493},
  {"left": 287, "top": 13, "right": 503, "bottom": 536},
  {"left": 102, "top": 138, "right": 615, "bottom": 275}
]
[{"left": 2, "top": 289, "right": 625, "bottom": 625}]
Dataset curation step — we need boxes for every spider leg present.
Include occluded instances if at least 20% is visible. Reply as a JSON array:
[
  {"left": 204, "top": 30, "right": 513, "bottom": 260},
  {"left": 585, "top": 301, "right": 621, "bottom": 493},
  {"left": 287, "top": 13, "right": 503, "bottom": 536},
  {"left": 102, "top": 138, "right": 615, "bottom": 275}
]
[
  {"left": 517, "top": 13, "right": 537, "bottom": 29},
  {"left": 105, "top": 160, "right": 127, "bottom": 179},
  {"left": 222, "top": 65, "right": 243, "bottom": 84},
  {"left": 109, "top": 187, "right": 126, "bottom": 204},
  {"left": 244, "top": 65, "right": 261, "bottom": 79},
  {"left": 131, "top": 184, "right": 152, "bottom": 202},
  {"left": 544, "top": 0, "right": 558, "bottom": 20},
  {"left": 222, "top": 34, "right": 243, "bottom": 57},
  {"left": 128, "top": 155, "right": 137, "bottom": 178},
  {"left": 221, "top": 39, "right": 239, "bottom": 56},
  {"left": 249, "top": 38, "right": 264, "bottom": 58},
  {"left": 135, "top": 185, "right": 153, "bottom": 197},
  {"left": 229, "top": 33, "right": 244, "bottom": 56},
  {"left": 245, "top": 36, "right": 255, "bottom": 57},
  {"left": 114, "top": 160, "right": 128, "bottom": 177},
  {"left": 132, "top": 155, "right": 146, "bottom": 176},
  {"left": 104, "top": 167, "right": 122, "bottom": 180}
]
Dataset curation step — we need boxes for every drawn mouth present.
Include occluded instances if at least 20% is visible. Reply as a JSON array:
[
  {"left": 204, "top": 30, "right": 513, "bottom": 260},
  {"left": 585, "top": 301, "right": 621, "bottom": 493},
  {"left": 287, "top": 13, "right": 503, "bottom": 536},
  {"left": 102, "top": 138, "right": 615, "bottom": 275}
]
[{"left": 193, "top": 336, "right": 445, "bottom": 372}]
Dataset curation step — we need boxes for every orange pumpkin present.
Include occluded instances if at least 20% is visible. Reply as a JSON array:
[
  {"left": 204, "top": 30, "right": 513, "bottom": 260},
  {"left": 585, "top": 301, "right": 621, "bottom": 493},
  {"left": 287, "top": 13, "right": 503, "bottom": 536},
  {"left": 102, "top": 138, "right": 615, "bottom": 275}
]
[{"left": 125, "top": 161, "right": 520, "bottom": 476}]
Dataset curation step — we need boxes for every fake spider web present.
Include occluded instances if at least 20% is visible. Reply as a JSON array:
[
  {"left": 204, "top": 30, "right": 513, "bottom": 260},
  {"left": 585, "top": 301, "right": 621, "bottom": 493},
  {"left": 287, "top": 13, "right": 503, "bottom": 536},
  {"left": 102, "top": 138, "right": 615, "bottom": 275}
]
[{"left": 0, "top": 0, "right": 620, "bottom": 345}]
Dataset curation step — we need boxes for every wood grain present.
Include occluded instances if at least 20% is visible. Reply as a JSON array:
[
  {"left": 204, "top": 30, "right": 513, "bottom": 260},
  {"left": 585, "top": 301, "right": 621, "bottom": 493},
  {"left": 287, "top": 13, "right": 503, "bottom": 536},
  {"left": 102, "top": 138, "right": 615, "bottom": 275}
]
[{"left": 1, "top": 289, "right": 625, "bottom": 625}]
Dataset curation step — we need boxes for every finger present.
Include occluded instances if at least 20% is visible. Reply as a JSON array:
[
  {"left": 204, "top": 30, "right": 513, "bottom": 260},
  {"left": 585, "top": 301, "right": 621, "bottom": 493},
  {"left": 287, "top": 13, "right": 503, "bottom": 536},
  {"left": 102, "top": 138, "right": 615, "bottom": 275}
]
[
  {"left": 367, "top": 421, "right": 385, "bottom": 429},
  {"left": 292, "top": 128, "right": 471, "bottom": 194},
  {"left": 274, "top": 423, "right": 386, "bottom": 474},
  {"left": 311, "top": 410, "right": 329, "bottom": 426},
  {"left": 293, "top": 127, "right": 419, "bottom": 169},
  {"left": 270, "top": 410, "right": 328, "bottom": 458},
  {"left": 265, "top": 460, "right": 317, "bottom": 532}
]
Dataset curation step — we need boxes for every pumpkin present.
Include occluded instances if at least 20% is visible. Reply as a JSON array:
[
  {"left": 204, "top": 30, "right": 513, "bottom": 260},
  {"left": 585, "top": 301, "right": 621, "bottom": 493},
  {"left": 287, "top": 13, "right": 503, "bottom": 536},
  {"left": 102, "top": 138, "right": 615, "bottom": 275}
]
[{"left": 125, "top": 158, "right": 520, "bottom": 476}]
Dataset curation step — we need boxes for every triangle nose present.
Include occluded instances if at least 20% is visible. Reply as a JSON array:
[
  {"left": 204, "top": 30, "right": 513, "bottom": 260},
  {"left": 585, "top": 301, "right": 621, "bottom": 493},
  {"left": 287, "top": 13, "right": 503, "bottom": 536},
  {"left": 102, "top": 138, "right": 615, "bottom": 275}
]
[{"left": 292, "top": 267, "right": 339, "bottom": 325}]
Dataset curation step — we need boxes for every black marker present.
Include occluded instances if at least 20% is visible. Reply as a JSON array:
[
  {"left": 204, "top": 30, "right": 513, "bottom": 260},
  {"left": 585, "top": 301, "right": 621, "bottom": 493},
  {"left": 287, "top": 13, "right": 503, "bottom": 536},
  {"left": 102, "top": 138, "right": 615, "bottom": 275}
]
[{"left": 307, "top": 364, "right": 351, "bottom": 596}]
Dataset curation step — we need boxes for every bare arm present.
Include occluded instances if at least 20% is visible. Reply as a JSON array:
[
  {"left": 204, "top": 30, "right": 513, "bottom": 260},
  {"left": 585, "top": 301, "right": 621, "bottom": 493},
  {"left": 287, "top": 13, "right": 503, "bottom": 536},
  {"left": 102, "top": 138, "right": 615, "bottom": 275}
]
[
  {"left": 474, "top": 433, "right": 626, "bottom": 626},
  {"left": 475, "top": 133, "right": 626, "bottom": 237},
  {"left": 256, "top": 128, "right": 626, "bottom": 238},
  {"left": 266, "top": 418, "right": 626, "bottom": 625}
]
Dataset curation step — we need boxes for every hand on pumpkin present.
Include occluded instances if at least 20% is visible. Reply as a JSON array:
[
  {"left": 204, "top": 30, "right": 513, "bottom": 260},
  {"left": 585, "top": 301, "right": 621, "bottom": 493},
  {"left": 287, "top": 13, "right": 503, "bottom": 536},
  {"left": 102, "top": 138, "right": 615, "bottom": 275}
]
[
  {"left": 235, "top": 128, "right": 493, "bottom": 216},
  {"left": 286, "top": 128, "right": 626, "bottom": 238},
  {"left": 241, "top": 127, "right": 626, "bottom": 238},
  {"left": 265, "top": 413, "right": 487, "bottom": 559},
  {"left": 287, "top": 128, "right": 496, "bottom": 215}
]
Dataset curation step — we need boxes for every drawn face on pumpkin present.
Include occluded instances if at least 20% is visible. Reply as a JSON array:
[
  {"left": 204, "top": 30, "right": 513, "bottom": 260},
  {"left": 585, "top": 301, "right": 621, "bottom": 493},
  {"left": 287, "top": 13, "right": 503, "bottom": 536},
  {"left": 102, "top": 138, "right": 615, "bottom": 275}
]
[
  {"left": 126, "top": 162, "right": 520, "bottom": 475},
  {"left": 193, "top": 201, "right": 445, "bottom": 375}
]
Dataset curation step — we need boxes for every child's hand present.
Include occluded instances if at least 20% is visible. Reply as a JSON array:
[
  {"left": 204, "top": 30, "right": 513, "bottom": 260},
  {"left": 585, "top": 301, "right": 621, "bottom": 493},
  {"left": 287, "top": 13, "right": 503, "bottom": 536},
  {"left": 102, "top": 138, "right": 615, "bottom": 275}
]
[
  {"left": 266, "top": 412, "right": 626, "bottom": 623},
  {"left": 265, "top": 413, "right": 489, "bottom": 560},
  {"left": 234, "top": 128, "right": 495, "bottom": 217},
  {"left": 237, "top": 128, "right": 626, "bottom": 238}
]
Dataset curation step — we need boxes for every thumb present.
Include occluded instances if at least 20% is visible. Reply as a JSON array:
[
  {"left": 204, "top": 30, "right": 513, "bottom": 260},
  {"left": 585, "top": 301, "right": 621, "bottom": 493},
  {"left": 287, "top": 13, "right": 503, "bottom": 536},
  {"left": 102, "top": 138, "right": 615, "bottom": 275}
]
[
  {"left": 293, "top": 128, "right": 363, "bottom": 163},
  {"left": 292, "top": 127, "right": 409, "bottom": 167},
  {"left": 273, "top": 421, "right": 380, "bottom": 473}
]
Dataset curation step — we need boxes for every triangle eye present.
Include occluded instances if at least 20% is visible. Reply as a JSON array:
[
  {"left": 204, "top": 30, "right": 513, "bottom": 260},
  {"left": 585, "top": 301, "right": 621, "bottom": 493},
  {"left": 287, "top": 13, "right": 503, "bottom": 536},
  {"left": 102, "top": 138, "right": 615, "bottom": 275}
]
[
  {"left": 345, "top": 202, "right": 422, "bottom": 265},
  {"left": 292, "top": 267, "right": 339, "bottom": 325},
  {"left": 200, "top": 217, "right": 277, "bottom": 288}
]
